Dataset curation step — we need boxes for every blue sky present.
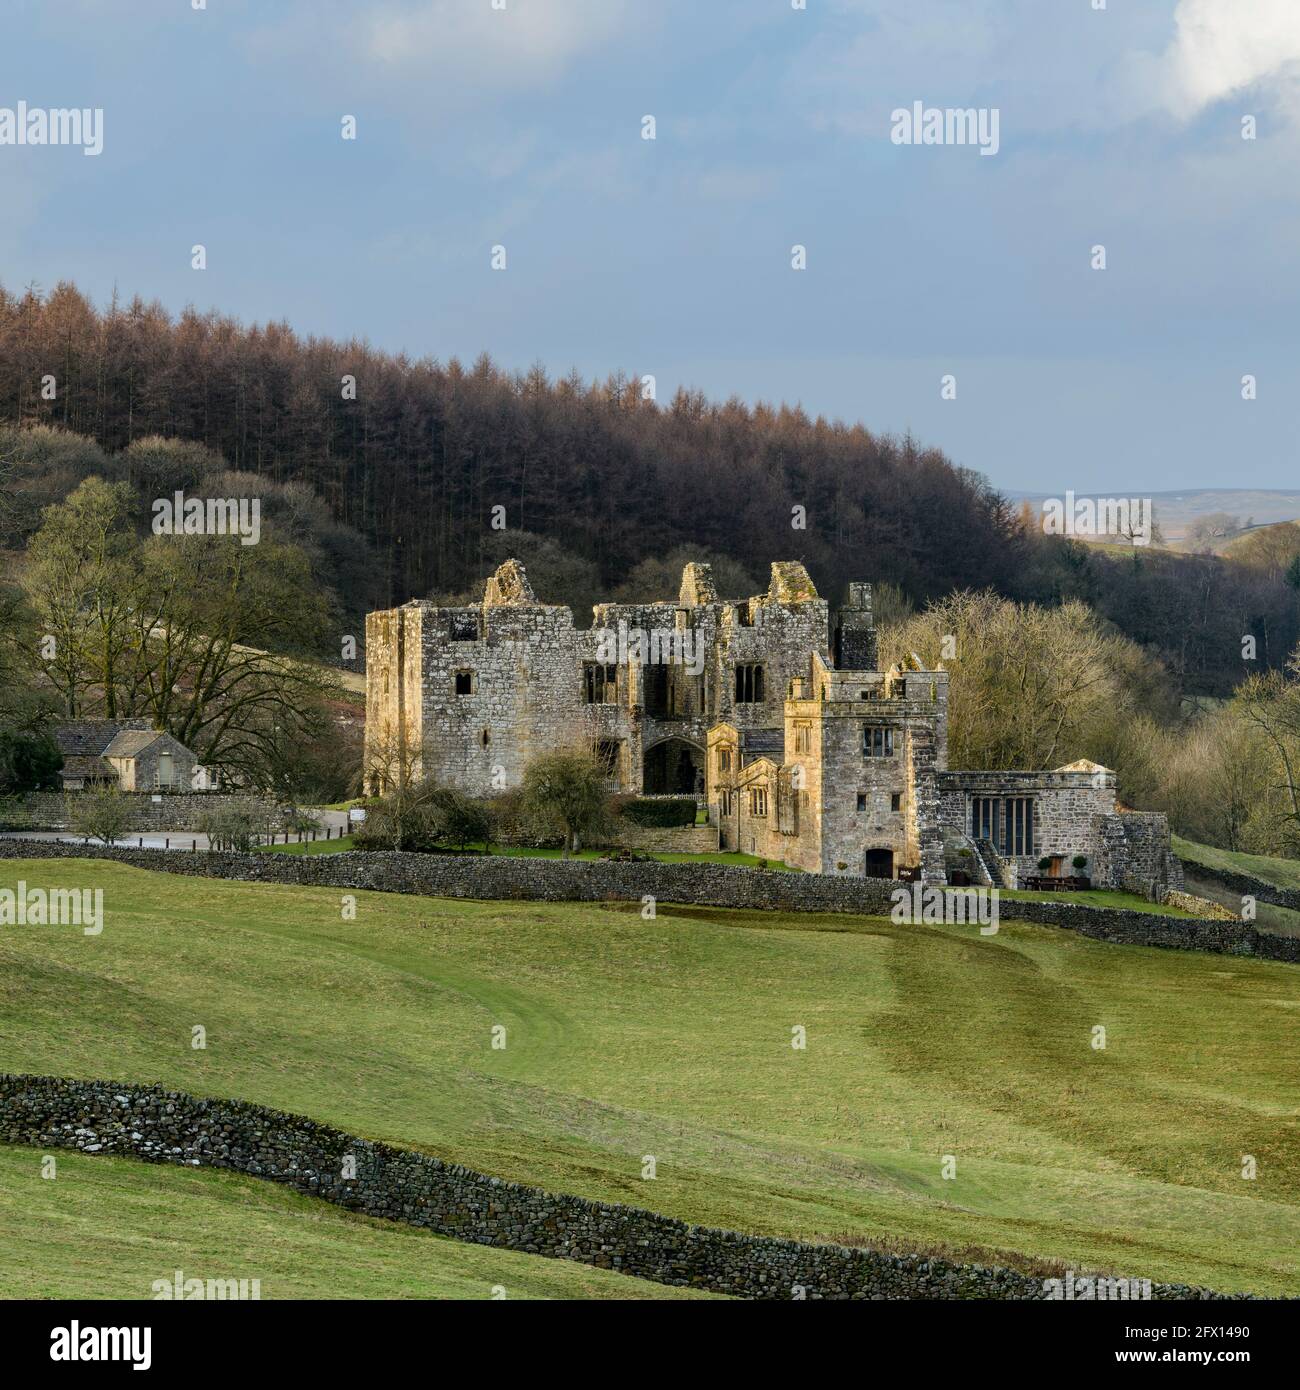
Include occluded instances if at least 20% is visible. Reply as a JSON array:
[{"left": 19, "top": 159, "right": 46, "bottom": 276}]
[{"left": 2, "top": 0, "right": 1298, "bottom": 492}]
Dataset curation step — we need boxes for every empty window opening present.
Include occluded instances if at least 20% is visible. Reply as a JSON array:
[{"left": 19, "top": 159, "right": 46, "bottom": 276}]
[
  {"left": 735, "top": 663, "right": 765, "bottom": 703},
  {"left": 584, "top": 662, "right": 618, "bottom": 704},
  {"left": 863, "top": 726, "right": 894, "bottom": 758}
]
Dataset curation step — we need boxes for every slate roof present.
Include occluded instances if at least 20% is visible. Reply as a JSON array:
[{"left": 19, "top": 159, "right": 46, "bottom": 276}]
[
  {"left": 102, "top": 730, "right": 164, "bottom": 759},
  {"left": 58, "top": 755, "right": 114, "bottom": 781},
  {"left": 53, "top": 719, "right": 155, "bottom": 757},
  {"left": 740, "top": 728, "right": 785, "bottom": 764}
]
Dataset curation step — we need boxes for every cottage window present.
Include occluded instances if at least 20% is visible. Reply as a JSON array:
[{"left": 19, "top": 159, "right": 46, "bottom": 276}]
[
  {"left": 735, "top": 663, "right": 765, "bottom": 703},
  {"left": 863, "top": 726, "right": 893, "bottom": 758}
]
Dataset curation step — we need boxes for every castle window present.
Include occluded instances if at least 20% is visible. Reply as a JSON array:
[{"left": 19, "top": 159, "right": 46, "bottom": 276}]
[
  {"left": 737, "top": 603, "right": 754, "bottom": 627},
  {"left": 972, "top": 796, "right": 1035, "bottom": 857},
  {"left": 735, "top": 663, "right": 765, "bottom": 703},
  {"left": 793, "top": 723, "right": 811, "bottom": 754},
  {"left": 594, "top": 739, "right": 620, "bottom": 776},
  {"left": 891, "top": 792, "right": 902, "bottom": 812},
  {"left": 863, "top": 726, "right": 893, "bottom": 758},
  {"left": 481, "top": 729, "right": 491, "bottom": 749},
  {"left": 856, "top": 793, "right": 867, "bottom": 812},
  {"left": 583, "top": 663, "right": 618, "bottom": 704},
  {"left": 454, "top": 670, "right": 474, "bottom": 696},
  {"left": 450, "top": 615, "right": 478, "bottom": 641},
  {"left": 719, "top": 747, "right": 733, "bottom": 772},
  {"left": 750, "top": 787, "right": 768, "bottom": 817}
]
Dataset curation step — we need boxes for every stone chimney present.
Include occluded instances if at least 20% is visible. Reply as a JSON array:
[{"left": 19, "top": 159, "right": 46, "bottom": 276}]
[{"left": 834, "top": 582, "right": 877, "bottom": 671}]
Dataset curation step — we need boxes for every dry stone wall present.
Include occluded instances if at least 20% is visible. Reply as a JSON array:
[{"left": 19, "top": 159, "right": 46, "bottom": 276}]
[
  {"left": 1177, "top": 857, "right": 1300, "bottom": 911},
  {"left": 2, "top": 839, "right": 1296, "bottom": 963},
  {"left": 0, "top": 1075, "right": 1254, "bottom": 1301},
  {"left": 0, "top": 792, "right": 279, "bottom": 834}
]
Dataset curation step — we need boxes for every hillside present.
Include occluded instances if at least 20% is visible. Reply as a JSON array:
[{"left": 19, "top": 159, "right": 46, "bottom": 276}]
[
  {"left": 1016, "top": 489, "right": 1300, "bottom": 547},
  {"left": 1, "top": 858, "right": 1295, "bottom": 1295},
  {"left": 0, "top": 1146, "right": 713, "bottom": 1300}
]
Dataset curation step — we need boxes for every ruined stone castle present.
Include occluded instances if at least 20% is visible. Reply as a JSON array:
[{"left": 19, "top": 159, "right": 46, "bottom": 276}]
[{"left": 365, "top": 559, "right": 1179, "bottom": 888}]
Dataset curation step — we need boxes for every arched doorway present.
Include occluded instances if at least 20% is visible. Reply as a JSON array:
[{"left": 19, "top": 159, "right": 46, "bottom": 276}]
[
  {"left": 643, "top": 738, "right": 704, "bottom": 796},
  {"left": 864, "top": 848, "right": 894, "bottom": 879}
]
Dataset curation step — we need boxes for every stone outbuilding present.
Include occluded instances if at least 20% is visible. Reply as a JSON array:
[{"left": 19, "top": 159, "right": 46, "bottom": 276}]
[{"left": 53, "top": 719, "right": 202, "bottom": 793}]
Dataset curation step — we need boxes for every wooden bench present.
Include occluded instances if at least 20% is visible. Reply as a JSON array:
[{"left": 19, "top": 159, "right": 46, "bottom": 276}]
[{"left": 1022, "top": 875, "right": 1091, "bottom": 892}]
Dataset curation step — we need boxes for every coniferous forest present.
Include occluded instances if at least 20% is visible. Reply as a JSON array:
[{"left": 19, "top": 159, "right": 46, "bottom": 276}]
[{"left": 1, "top": 281, "right": 1296, "bottom": 698}]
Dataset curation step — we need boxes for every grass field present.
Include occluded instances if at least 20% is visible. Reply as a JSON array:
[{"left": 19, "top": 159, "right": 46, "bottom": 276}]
[
  {"left": 0, "top": 1147, "right": 716, "bottom": 1300},
  {"left": 0, "top": 858, "right": 1296, "bottom": 1295},
  {"left": 257, "top": 837, "right": 798, "bottom": 869},
  {"left": 1174, "top": 835, "right": 1300, "bottom": 891}
]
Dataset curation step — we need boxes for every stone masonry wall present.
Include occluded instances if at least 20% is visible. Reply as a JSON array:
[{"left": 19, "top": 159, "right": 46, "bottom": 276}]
[
  {"left": 0, "top": 792, "right": 280, "bottom": 834},
  {"left": 598, "top": 823, "right": 721, "bottom": 854},
  {"left": 2, "top": 840, "right": 1296, "bottom": 963},
  {"left": 0, "top": 1075, "right": 1252, "bottom": 1300}
]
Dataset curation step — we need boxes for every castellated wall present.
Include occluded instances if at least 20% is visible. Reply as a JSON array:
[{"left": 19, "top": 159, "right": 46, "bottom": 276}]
[{"left": 366, "top": 560, "right": 830, "bottom": 798}]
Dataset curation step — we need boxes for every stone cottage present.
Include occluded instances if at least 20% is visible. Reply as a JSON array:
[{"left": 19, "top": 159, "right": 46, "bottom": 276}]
[
  {"left": 53, "top": 719, "right": 203, "bottom": 793},
  {"left": 364, "top": 559, "right": 1180, "bottom": 888}
]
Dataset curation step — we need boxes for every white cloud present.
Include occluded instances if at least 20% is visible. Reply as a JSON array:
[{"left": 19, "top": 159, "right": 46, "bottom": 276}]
[
  {"left": 1157, "top": 0, "right": 1300, "bottom": 119},
  {"left": 365, "top": 0, "right": 629, "bottom": 87}
]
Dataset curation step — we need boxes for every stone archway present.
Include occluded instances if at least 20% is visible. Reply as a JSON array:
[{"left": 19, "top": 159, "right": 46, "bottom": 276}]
[
  {"left": 864, "top": 847, "right": 895, "bottom": 879},
  {"left": 643, "top": 738, "right": 705, "bottom": 796}
]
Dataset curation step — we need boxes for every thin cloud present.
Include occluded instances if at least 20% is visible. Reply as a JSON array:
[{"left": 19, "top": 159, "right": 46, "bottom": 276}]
[{"left": 365, "top": 0, "right": 630, "bottom": 87}]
